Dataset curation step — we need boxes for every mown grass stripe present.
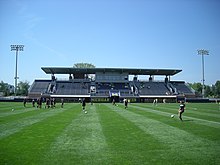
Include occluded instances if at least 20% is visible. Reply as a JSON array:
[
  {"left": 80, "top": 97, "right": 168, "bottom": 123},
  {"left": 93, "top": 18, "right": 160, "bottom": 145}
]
[
  {"left": 0, "top": 107, "right": 74, "bottom": 139},
  {"left": 129, "top": 104, "right": 220, "bottom": 142},
  {"left": 145, "top": 103, "right": 220, "bottom": 119},
  {"left": 99, "top": 104, "right": 166, "bottom": 164},
  {"left": 0, "top": 108, "right": 48, "bottom": 124},
  {"left": 152, "top": 104, "right": 220, "bottom": 117},
  {"left": 0, "top": 102, "right": 24, "bottom": 110},
  {"left": 42, "top": 104, "right": 108, "bottom": 165},
  {"left": 1, "top": 102, "right": 219, "bottom": 165},
  {"left": 107, "top": 104, "right": 220, "bottom": 164},
  {"left": 131, "top": 104, "right": 220, "bottom": 128},
  {"left": 0, "top": 104, "right": 78, "bottom": 165},
  {"left": 0, "top": 108, "right": 36, "bottom": 118},
  {"left": 0, "top": 102, "right": 67, "bottom": 117},
  {"left": 0, "top": 104, "right": 34, "bottom": 118}
]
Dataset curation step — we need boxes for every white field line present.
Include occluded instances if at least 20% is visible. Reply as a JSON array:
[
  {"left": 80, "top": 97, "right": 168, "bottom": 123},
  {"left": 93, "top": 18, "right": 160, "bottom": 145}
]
[
  {"left": 0, "top": 109, "right": 65, "bottom": 139},
  {"left": 131, "top": 104, "right": 220, "bottom": 128},
  {"left": 105, "top": 104, "right": 220, "bottom": 162},
  {"left": 44, "top": 104, "right": 108, "bottom": 163}
]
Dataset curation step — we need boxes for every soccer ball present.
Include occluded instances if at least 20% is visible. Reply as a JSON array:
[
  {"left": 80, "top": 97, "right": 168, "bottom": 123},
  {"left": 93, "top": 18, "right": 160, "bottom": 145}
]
[
  {"left": 85, "top": 111, "right": 87, "bottom": 114},
  {"left": 11, "top": 109, "right": 14, "bottom": 111},
  {"left": 171, "top": 114, "right": 174, "bottom": 118}
]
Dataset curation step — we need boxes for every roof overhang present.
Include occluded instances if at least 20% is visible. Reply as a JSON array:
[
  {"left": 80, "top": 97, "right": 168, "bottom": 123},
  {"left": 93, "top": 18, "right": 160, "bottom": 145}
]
[{"left": 41, "top": 67, "right": 182, "bottom": 76}]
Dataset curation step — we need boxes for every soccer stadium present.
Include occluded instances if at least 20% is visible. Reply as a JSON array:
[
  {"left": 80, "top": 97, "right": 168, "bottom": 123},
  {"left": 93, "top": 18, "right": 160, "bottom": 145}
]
[
  {"left": 28, "top": 66, "right": 195, "bottom": 103},
  {"left": 1, "top": 0, "right": 220, "bottom": 164},
  {"left": 1, "top": 66, "right": 219, "bottom": 164}
]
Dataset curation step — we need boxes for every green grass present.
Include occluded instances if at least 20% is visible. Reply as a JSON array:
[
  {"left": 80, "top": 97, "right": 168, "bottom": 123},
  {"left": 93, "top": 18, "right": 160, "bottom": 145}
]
[{"left": 0, "top": 102, "right": 220, "bottom": 165}]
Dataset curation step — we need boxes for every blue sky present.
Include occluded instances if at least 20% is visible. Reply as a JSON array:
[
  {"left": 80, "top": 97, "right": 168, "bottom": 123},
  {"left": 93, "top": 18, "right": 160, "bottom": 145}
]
[{"left": 0, "top": 0, "right": 219, "bottom": 85}]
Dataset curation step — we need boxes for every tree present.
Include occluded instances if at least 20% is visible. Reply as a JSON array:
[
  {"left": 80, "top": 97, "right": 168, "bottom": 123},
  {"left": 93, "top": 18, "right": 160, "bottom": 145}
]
[
  {"left": 73, "top": 63, "right": 96, "bottom": 80},
  {"left": 214, "top": 81, "right": 220, "bottom": 98},
  {"left": 189, "top": 81, "right": 220, "bottom": 98},
  {"left": 0, "top": 81, "right": 13, "bottom": 96},
  {"left": 17, "top": 81, "right": 30, "bottom": 96},
  {"left": 73, "top": 63, "right": 95, "bottom": 68},
  {"left": 204, "top": 85, "right": 213, "bottom": 97},
  {"left": 188, "top": 82, "right": 203, "bottom": 97}
]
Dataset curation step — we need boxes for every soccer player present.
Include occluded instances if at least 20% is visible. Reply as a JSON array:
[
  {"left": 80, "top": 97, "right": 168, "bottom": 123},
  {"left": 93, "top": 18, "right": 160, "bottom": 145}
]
[
  {"left": 45, "top": 98, "right": 50, "bottom": 108},
  {"left": 82, "top": 98, "right": 86, "bottom": 111},
  {"left": 153, "top": 98, "right": 158, "bottom": 106},
  {"left": 32, "top": 99, "right": 35, "bottom": 107},
  {"left": 37, "top": 97, "right": 42, "bottom": 109},
  {"left": 178, "top": 101, "right": 185, "bottom": 121},
  {"left": 52, "top": 98, "right": 56, "bottom": 108},
  {"left": 61, "top": 98, "right": 64, "bottom": 108},
  {"left": 112, "top": 98, "right": 116, "bottom": 106},
  {"left": 124, "top": 98, "right": 128, "bottom": 109},
  {"left": 23, "top": 98, "right": 27, "bottom": 107}
]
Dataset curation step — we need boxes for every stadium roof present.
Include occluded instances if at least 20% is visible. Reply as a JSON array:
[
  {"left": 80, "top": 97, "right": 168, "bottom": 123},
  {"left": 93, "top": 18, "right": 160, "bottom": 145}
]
[{"left": 41, "top": 67, "right": 182, "bottom": 76}]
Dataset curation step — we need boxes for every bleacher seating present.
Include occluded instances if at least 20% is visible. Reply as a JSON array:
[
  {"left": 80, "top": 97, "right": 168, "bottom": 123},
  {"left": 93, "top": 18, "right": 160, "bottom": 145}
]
[
  {"left": 56, "top": 81, "right": 89, "bottom": 95},
  {"left": 170, "top": 81, "right": 194, "bottom": 95},
  {"left": 135, "top": 81, "right": 170, "bottom": 95},
  {"left": 29, "top": 79, "right": 194, "bottom": 99},
  {"left": 28, "top": 80, "right": 51, "bottom": 97},
  {"left": 94, "top": 82, "right": 132, "bottom": 97}
]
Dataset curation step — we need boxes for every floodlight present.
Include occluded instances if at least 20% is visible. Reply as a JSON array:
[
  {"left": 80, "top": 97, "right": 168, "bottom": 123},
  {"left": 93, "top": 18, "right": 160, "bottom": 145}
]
[
  {"left": 197, "top": 49, "right": 209, "bottom": 98},
  {"left": 10, "top": 45, "right": 24, "bottom": 96}
]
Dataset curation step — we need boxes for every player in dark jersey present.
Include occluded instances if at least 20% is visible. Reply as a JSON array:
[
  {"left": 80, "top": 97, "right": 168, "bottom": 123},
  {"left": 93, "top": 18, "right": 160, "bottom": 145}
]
[
  {"left": 45, "top": 98, "right": 50, "bottom": 108},
  {"left": 178, "top": 101, "right": 185, "bottom": 121},
  {"left": 112, "top": 99, "right": 116, "bottom": 106},
  {"left": 82, "top": 98, "right": 86, "bottom": 111},
  {"left": 124, "top": 98, "right": 128, "bottom": 109},
  {"left": 23, "top": 98, "right": 27, "bottom": 107},
  {"left": 32, "top": 99, "right": 35, "bottom": 107}
]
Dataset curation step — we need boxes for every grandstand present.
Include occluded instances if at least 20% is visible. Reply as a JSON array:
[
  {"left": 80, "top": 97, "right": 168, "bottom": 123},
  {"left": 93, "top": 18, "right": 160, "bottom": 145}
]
[{"left": 28, "top": 67, "right": 195, "bottom": 102}]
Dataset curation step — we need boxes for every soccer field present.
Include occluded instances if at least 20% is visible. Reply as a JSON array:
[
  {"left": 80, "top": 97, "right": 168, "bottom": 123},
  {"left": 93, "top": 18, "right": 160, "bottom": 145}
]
[{"left": 0, "top": 102, "right": 220, "bottom": 165}]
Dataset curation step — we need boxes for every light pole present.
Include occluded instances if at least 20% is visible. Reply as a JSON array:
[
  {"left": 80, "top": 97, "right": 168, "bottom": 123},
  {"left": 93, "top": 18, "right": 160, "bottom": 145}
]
[
  {"left": 197, "top": 49, "right": 209, "bottom": 98},
  {"left": 11, "top": 45, "right": 24, "bottom": 96}
]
